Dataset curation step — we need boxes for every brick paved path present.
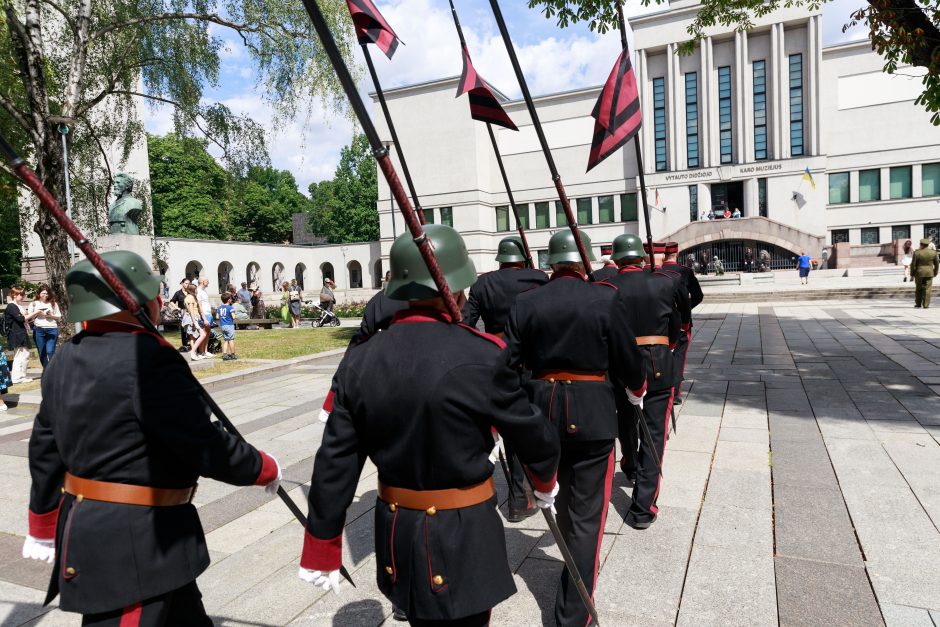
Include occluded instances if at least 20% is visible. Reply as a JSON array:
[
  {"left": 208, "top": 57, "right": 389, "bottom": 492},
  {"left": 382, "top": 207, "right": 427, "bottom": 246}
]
[{"left": 1, "top": 299, "right": 939, "bottom": 626}]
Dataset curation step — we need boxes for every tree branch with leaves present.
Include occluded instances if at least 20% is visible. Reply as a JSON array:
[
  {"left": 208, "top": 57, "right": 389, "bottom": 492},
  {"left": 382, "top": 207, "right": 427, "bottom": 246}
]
[{"left": 0, "top": 0, "right": 357, "bottom": 325}]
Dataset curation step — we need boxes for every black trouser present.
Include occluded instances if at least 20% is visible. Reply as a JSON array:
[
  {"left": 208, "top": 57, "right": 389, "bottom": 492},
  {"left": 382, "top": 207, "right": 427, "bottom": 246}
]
[
  {"left": 502, "top": 441, "right": 531, "bottom": 511},
  {"left": 410, "top": 610, "right": 490, "bottom": 626},
  {"left": 627, "top": 388, "right": 674, "bottom": 525},
  {"left": 672, "top": 326, "right": 691, "bottom": 399},
  {"left": 554, "top": 439, "right": 615, "bottom": 627},
  {"left": 82, "top": 581, "right": 211, "bottom": 627},
  {"left": 616, "top": 395, "right": 638, "bottom": 475},
  {"left": 180, "top": 325, "right": 189, "bottom": 348}
]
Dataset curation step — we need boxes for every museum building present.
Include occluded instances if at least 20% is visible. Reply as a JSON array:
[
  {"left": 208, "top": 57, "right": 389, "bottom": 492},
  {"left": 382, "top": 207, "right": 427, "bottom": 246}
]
[{"left": 373, "top": 0, "right": 940, "bottom": 273}]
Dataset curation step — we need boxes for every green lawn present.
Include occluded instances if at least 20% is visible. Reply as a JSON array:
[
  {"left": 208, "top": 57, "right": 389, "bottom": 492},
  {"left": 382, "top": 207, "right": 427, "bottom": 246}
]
[
  {"left": 4, "top": 327, "right": 355, "bottom": 392},
  {"left": 164, "top": 326, "right": 356, "bottom": 360}
]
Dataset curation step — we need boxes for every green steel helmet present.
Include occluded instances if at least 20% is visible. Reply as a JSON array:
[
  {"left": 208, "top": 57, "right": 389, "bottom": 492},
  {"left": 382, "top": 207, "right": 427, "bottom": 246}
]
[
  {"left": 65, "top": 250, "right": 161, "bottom": 322},
  {"left": 386, "top": 224, "right": 477, "bottom": 301},
  {"left": 547, "top": 229, "right": 596, "bottom": 265},
  {"left": 611, "top": 234, "right": 645, "bottom": 262},
  {"left": 495, "top": 235, "right": 526, "bottom": 263}
]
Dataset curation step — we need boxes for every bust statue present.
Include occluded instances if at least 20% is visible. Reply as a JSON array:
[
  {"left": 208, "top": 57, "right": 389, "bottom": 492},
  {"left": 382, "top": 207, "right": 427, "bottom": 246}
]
[{"left": 108, "top": 173, "right": 143, "bottom": 235}]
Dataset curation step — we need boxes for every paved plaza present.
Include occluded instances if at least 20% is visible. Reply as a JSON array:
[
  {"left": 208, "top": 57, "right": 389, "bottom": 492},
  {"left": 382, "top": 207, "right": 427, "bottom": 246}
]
[{"left": 1, "top": 298, "right": 939, "bottom": 626}]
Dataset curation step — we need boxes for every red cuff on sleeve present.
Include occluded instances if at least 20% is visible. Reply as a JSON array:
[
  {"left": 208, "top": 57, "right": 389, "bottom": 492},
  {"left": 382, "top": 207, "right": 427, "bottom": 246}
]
[
  {"left": 29, "top": 508, "right": 59, "bottom": 540},
  {"left": 300, "top": 530, "right": 343, "bottom": 571},
  {"left": 322, "top": 389, "right": 334, "bottom": 413},
  {"left": 527, "top": 470, "right": 557, "bottom": 494},
  {"left": 681, "top": 323, "right": 691, "bottom": 333},
  {"left": 669, "top": 341, "right": 677, "bottom": 350},
  {"left": 630, "top": 380, "right": 648, "bottom": 398},
  {"left": 254, "top": 451, "right": 279, "bottom": 486}
]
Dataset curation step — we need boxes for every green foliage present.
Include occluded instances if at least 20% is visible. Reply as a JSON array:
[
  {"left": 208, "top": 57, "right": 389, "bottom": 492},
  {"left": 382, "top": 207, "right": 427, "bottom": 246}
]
[
  {"left": 0, "top": 175, "right": 21, "bottom": 289},
  {"left": 231, "top": 167, "right": 307, "bottom": 243},
  {"left": 148, "top": 133, "right": 308, "bottom": 243},
  {"left": 333, "top": 300, "right": 367, "bottom": 318},
  {"left": 307, "top": 133, "right": 378, "bottom": 243},
  {"left": 529, "top": 0, "right": 940, "bottom": 124},
  {"left": 1, "top": 0, "right": 358, "bottom": 324},
  {"left": 148, "top": 133, "right": 232, "bottom": 240}
]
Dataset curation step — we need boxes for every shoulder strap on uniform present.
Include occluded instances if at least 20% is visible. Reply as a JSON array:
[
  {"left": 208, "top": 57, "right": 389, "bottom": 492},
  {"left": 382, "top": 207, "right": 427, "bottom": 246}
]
[{"left": 457, "top": 323, "right": 506, "bottom": 349}]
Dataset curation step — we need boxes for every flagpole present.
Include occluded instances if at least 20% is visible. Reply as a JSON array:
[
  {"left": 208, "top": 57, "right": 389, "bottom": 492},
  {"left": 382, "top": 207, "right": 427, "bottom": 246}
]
[
  {"left": 488, "top": 0, "right": 593, "bottom": 272},
  {"left": 616, "top": 2, "right": 656, "bottom": 270},
  {"left": 361, "top": 45, "right": 426, "bottom": 226},
  {"left": 486, "top": 124, "right": 535, "bottom": 267},
  {"left": 298, "top": 0, "right": 462, "bottom": 322}
]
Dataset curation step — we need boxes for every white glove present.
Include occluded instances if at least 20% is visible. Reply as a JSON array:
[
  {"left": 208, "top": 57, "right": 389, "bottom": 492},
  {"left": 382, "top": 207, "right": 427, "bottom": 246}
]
[
  {"left": 533, "top": 483, "right": 559, "bottom": 515},
  {"left": 626, "top": 388, "right": 645, "bottom": 410},
  {"left": 298, "top": 567, "right": 341, "bottom": 595},
  {"left": 318, "top": 408, "right": 330, "bottom": 423},
  {"left": 263, "top": 456, "right": 283, "bottom": 496},
  {"left": 22, "top": 536, "right": 55, "bottom": 563},
  {"left": 488, "top": 435, "right": 505, "bottom": 465}
]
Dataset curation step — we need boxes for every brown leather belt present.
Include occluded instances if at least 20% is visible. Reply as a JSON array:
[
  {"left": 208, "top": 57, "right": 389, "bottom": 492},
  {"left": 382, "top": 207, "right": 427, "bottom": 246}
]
[
  {"left": 533, "top": 369, "right": 606, "bottom": 382},
  {"left": 636, "top": 336, "right": 670, "bottom": 346},
  {"left": 64, "top": 473, "right": 197, "bottom": 507},
  {"left": 378, "top": 477, "right": 494, "bottom": 513}
]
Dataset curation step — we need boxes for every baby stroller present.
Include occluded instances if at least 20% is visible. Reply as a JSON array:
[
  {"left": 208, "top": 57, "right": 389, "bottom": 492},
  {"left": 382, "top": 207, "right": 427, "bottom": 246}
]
[
  {"left": 206, "top": 323, "right": 224, "bottom": 354},
  {"left": 307, "top": 300, "right": 341, "bottom": 327}
]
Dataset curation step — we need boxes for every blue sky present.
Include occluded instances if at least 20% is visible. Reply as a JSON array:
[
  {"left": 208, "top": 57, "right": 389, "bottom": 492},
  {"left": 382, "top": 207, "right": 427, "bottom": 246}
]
[{"left": 144, "top": 0, "right": 868, "bottom": 193}]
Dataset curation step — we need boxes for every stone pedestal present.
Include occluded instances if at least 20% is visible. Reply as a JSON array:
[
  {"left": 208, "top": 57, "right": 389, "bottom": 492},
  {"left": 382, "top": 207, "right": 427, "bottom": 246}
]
[{"left": 96, "top": 234, "right": 154, "bottom": 266}]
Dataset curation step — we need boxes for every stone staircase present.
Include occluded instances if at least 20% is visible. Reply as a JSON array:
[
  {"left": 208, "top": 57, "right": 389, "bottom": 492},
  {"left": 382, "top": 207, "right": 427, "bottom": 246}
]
[{"left": 703, "top": 284, "right": 932, "bottom": 303}]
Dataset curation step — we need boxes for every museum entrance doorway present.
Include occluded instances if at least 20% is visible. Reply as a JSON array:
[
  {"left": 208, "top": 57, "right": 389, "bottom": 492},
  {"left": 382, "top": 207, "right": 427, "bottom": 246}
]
[{"left": 710, "top": 182, "right": 744, "bottom": 216}]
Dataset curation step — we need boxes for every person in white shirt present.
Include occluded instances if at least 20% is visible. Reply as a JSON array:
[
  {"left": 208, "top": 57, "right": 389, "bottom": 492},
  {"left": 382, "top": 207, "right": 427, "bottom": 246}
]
[
  {"left": 27, "top": 286, "right": 62, "bottom": 368},
  {"left": 196, "top": 278, "right": 212, "bottom": 326}
]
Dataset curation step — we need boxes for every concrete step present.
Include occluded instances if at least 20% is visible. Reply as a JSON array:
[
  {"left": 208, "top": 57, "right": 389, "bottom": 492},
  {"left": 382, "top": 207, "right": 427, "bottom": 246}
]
[{"left": 704, "top": 285, "right": 935, "bottom": 303}]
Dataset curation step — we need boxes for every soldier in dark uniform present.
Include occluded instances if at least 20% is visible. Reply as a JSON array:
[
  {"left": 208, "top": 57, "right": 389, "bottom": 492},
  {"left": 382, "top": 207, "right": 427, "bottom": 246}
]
[
  {"left": 659, "top": 242, "right": 702, "bottom": 405},
  {"left": 23, "top": 251, "right": 281, "bottom": 626},
  {"left": 505, "top": 230, "right": 646, "bottom": 626},
  {"left": 298, "top": 225, "right": 560, "bottom": 626},
  {"left": 462, "top": 235, "right": 549, "bottom": 522},
  {"left": 604, "top": 234, "right": 648, "bottom": 483},
  {"left": 608, "top": 239, "right": 685, "bottom": 530},
  {"left": 589, "top": 256, "right": 618, "bottom": 282}
]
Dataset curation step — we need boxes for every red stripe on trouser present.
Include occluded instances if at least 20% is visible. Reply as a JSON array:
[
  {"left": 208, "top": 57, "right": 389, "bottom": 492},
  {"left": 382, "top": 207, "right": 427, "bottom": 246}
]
[
  {"left": 586, "top": 448, "right": 616, "bottom": 627},
  {"left": 119, "top": 602, "right": 143, "bottom": 627},
  {"left": 649, "top": 389, "right": 675, "bottom": 515}
]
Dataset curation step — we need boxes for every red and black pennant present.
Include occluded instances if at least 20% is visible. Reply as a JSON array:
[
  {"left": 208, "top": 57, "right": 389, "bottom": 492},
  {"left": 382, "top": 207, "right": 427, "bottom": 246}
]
[
  {"left": 456, "top": 45, "right": 517, "bottom": 131},
  {"left": 346, "top": 0, "right": 400, "bottom": 59},
  {"left": 587, "top": 47, "right": 642, "bottom": 171}
]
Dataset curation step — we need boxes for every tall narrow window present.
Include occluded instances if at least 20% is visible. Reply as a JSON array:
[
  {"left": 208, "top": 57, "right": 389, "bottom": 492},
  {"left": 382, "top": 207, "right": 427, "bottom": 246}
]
[
  {"left": 535, "top": 202, "right": 550, "bottom": 228},
  {"left": 890, "top": 166, "right": 912, "bottom": 199},
  {"left": 440, "top": 207, "right": 453, "bottom": 227},
  {"left": 718, "top": 66, "right": 733, "bottom": 164},
  {"left": 758, "top": 178, "right": 768, "bottom": 217},
  {"left": 555, "top": 201, "right": 568, "bottom": 227},
  {"left": 922, "top": 163, "right": 940, "bottom": 196},
  {"left": 858, "top": 170, "right": 881, "bottom": 202},
  {"left": 620, "top": 193, "right": 638, "bottom": 222},
  {"left": 495, "top": 206, "right": 509, "bottom": 232},
  {"left": 598, "top": 196, "right": 615, "bottom": 223},
  {"left": 789, "top": 54, "right": 804, "bottom": 156},
  {"left": 577, "top": 198, "right": 593, "bottom": 225},
  {"left": 753, "top": 60, "right": 767, "bottom": 161},
  {"left": 689, "top": 185, "right": 698, "bottom": 222},
  {"left": 422, "top": 208, "right": 435, "bottom": 224},
  {"left": 654, "top": 78, "right": 668, "bottom": 171},
  {"left": 514, "top": 203, "right": 530, "bottom": 230},
  {"left": 828, "top": 172, "right": 850, "bottom": 204},
  {"left": 685, "top": 73, "right": 699, "bottom": 168}
]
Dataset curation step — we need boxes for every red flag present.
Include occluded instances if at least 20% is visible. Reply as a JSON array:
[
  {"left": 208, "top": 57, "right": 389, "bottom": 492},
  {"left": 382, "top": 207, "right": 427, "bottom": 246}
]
[
  {"left": 587, "top": 47, "right": 641, "bottom": 171},
  {"left": 457, "top": 45, "right": 517, "bottom": 131},
  {"left": 346, "top": 0, "right": 400, "bottom": 59}
]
